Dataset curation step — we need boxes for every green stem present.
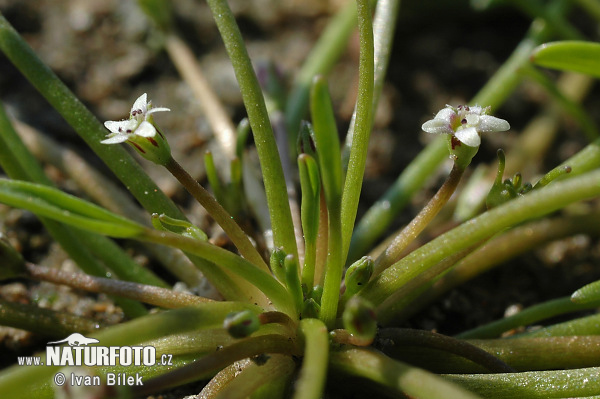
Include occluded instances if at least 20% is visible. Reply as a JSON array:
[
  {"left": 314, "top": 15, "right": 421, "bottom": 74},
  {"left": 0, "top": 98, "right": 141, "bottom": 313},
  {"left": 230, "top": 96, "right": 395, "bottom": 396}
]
[
  {"left": 294, "top": 319, "right": 329, "bottom": 399},
  {"left": 330, "top": 347, "right": 483, "bottom": 399},
  {"left": 360, "top": 170, "right": 600, "bottom": 323},
  {"left": 205, "top": 0, "right": 298, "bottom": 261},
  {"left": 165, "top": 157, "right": 267, "bottom": 271},
  {"left": 444, "top": 367, "right": 600, "bottom": 398},
  {"left": 374, "top": 163, "right": 465, "bottom": 274},
  {"left": 340, "top": 0, "right": 374, "bottom": 257}
]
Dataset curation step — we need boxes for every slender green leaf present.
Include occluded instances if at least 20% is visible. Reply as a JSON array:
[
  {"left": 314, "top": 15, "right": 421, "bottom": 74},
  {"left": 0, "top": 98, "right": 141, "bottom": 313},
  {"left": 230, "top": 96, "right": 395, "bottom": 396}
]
[
  {"left": 310, "top": 75, "right": 343, "bottom": 329},
  {"left": 0, "top": 179, "right": 144, "bottom": 238},
  {"left": 532, "top": 41, "right": 600, "bottom": 78}
]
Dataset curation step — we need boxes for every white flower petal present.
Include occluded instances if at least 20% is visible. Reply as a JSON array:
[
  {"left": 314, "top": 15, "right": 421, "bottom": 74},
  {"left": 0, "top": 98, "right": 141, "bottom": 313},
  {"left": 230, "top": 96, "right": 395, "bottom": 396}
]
[
  {"left": 130, "top": 93, "right": 148, "bottom": 117},
  {"left": 104, "top": 119, "right": 137, "bottom": 134},
  {"left": 478, "top": 115, "right": 510, "bottom": 132},
  {"left": 465, "top": 113, "right": 480, "bottom": 126},
  {"left": 455, "top": 127, "right": 481, "bottom": 147},
  {"left": 468, "top": 105, "right": 484, "bottom": 115},
  {"left": 135, "top": 121, "right": 157, "bottom": 137},
  {"left": 422, "top": 118, "right": 453, "bottom": 135},
  {"left": 101, "top": 134, "right": 130, "bottom": 144},
  {"left": 433, "top": 107, "right": 456, "bottom": 122},
  {"left": 146, "top": 107, "right": 171, "bottom": 116}
]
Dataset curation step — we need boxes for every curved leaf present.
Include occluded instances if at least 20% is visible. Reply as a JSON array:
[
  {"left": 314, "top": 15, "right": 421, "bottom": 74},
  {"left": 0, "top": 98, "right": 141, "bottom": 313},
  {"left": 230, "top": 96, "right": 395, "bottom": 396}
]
[
  {"left": 0, "top": 179, "right": 144, "bottom": 237},
  {"left": 532, "top": 41, "right": 600, "bottom": 78}
]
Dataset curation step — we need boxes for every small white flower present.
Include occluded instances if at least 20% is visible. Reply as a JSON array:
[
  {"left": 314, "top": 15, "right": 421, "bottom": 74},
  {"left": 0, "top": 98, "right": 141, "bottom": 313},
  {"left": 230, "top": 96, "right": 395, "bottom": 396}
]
[
  {"left": 422, "top": 105, "right": 510, "bottom": 147},
  {"left": 102, "top": 93, "right": 170, "bottom": 144}
]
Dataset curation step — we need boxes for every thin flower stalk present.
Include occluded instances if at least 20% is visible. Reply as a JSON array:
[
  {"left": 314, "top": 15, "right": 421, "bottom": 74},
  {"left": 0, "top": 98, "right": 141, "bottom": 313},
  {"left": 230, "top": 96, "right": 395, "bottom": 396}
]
[
  {"left": 374, "top": 163, "right": 465, "bottom": 274},
  {"left": 165, "top": 157, "right": 268, "bottom": 271}
]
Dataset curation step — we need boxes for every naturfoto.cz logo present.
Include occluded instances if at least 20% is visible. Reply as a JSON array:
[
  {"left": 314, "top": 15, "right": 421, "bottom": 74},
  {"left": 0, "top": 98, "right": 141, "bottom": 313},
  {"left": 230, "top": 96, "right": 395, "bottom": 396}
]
[
  {"left": 17, "top": 332, "right": 174, "bottom": 389},
  {"left": 44, "top": 333, "right": 161, "bottom": 367}
]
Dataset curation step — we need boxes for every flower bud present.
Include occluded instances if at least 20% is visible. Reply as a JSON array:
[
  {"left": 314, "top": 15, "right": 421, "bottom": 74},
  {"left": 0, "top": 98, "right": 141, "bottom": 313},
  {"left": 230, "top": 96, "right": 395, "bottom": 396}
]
[
  {"left": 223, "top": 310, "right": 260, "bottom": 339},
  {"left": 302, "top": 298, "right": 321, "bottom": 319},
  {"left": 343, "top": 256, "right": 374, "bottom": 298},
  {"left": 342, "top": 296, "right": 377, "bottom": 344}
]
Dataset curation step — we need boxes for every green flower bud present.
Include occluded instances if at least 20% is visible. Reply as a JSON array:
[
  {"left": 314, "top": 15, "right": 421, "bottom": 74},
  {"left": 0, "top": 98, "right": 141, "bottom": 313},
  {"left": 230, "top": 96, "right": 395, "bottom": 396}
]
[
  {"left": 269, "top": 247, "right": 286, "bottom": 283},
  {"left": 223, "top": 310, "right": 260, "bottom": 339},
  {"left": 308, "top": 285, "right": 323, "bottom": 304},
  {"left": 342, "top": 296, "right": 377, "bottom": 344},
  {"left": 151, "top": 213, "right": 208, "bottom": 241},
  {"left": 296, "top": 121, "right": 318, "bottom": 159},
  {"left": 302, "top": 298, "right": 321, "bottom": 319},
  {"left": 343, "top": 256, "right": 374, "bottom": 298}
]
